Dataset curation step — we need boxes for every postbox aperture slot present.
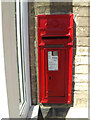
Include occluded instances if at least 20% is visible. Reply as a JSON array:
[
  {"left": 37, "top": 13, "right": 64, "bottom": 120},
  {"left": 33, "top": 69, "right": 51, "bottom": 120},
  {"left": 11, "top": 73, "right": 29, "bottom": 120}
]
[
  {"left": 42, "top": 36, "right": 69, "bottom": 39},
  {"left": 46, "top": 45, "right": 64, "bottom": 48}
]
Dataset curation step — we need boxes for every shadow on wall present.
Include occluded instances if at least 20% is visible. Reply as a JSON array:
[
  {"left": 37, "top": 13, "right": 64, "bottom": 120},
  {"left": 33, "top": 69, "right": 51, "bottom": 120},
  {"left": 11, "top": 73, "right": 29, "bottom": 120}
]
[
  {"left": 28, "top": 2, "right": 37, "bottom": 105},
  {"left": 38, "top": 1, "right": 77, "bottom": 119},
  {"left": 50, "top": 2, "right": 73, "bottom": 14}
]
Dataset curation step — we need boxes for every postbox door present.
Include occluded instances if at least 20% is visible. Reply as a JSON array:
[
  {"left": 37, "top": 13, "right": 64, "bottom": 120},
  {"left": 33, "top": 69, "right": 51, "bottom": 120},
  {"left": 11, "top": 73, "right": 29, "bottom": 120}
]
[{"left": 45, "top": 48, "right": 67, "bottom": 98}]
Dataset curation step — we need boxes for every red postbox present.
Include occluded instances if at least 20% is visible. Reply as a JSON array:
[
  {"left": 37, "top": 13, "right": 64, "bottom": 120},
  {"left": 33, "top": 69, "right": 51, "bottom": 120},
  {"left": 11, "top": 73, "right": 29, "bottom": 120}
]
[{"left": 37, "top": 14, "right": 73, "bottom": 103}]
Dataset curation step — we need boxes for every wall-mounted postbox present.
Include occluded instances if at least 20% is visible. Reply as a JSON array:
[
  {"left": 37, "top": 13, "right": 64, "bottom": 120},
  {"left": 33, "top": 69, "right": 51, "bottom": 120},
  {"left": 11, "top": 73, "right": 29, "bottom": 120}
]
[{"left": 37, "top": 14, "right": 73, "bottom": 104}]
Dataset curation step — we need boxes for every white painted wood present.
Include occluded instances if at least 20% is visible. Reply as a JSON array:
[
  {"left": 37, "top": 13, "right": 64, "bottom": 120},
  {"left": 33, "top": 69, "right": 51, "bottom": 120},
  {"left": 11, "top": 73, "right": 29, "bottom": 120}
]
[
  {"left": 0, "top": 1, "right": 9, "bottom": 119},
  {"left": 2, "top": 2, "right": 20, "bottom": 118}
]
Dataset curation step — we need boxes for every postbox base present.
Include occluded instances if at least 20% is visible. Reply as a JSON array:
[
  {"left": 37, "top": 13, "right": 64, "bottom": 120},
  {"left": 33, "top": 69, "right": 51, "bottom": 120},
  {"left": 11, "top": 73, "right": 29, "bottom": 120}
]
[{"left": 40, "top": 98, "right": 71, "bottom": 104}]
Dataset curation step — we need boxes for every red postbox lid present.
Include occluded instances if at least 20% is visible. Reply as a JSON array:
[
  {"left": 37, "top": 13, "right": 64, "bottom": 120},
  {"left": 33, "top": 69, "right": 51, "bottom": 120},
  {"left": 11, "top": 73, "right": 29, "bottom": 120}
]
[{"left": 38, "top": 14, "right": 73, "bottom": 37}]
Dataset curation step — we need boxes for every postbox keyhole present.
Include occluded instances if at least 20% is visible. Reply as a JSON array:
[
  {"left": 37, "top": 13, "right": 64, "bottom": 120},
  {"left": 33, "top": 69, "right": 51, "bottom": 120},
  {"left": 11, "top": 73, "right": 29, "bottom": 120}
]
[{"left": 49, "top": 76, "right": 51, "bottom": 80}]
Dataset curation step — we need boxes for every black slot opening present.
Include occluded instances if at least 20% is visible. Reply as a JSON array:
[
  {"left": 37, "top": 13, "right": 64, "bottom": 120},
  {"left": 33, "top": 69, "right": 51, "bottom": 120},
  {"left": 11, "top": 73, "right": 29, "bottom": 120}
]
[
  {"left": 42, "top": 36, "right": 69, "bottom": 39},
  {"left": 46, "top": 44, "right": 64, "bottom": 48}
]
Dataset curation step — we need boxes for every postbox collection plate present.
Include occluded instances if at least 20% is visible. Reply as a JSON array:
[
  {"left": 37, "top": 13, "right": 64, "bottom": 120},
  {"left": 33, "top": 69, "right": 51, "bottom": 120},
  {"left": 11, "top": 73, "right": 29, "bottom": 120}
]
[{"left": 37, "top": 14, "right": 73, "bottom": 104}]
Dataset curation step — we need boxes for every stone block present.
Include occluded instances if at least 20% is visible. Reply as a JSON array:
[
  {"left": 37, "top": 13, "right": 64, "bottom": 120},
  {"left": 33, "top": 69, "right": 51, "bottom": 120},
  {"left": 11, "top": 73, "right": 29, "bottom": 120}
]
[
  {"left": 35, "top": 2, "right": 72, "bottom": 7},
  {"left": 73, "top": 2, "right": 89, "bottom": 7},
  {"left": 49, "top": 6, "right": 72, "bottom": 14},
  {"left": 35, "top": 2, "right": 50, "bottom": 7},
  {"left": 35, "top": 4, "right": 72, "bottom": 16},
  {"left": 74, "top": 47, "right": 88, "bottom": 55},
  {"left": 73, "top": 56, "right": 88, "bottom": 65},
  {"left": 74, "top": 37, "right": 88, "bottom": 47},
  {"left": 76, "top": 17, "right": 89, "bottom": 27},
  {"left": 73, "top": 91, "right": 88, "bottom": 107},
  {"left": 28, "top": 2, "right": 35, "bottom": 16},
  {"left": 73, "top": 83, "right": 88, "bottom": 91},
  {"left": 76, "top": 27, "right": 88, "bottom": 37},
  {"left": 35, "top": 6, "right": 50, "bottom": 16},
  {"left": 72, "top": 74, "right": 88, "bottom": 83},
  {"left": 73, "top": 7, "right": 90, "bottom": 16},
  {"left": 50, "top": 2, "right": 72, "bottom": 7},
  {"left": 73, "top": 65, "right": 88, "bottom": 74}
]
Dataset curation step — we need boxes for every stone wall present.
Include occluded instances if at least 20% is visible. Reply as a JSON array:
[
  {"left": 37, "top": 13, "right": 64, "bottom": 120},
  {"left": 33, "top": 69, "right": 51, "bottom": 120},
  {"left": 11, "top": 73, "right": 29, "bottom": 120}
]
[
  {"left": 28, "top": 3, "right": 37, "bottom": 104},
  {"left": 28, "top": 2, "right": 88, "bottom": 107},
  {"left": 72, "top": 2, "right": 88, "bottom": 107}
]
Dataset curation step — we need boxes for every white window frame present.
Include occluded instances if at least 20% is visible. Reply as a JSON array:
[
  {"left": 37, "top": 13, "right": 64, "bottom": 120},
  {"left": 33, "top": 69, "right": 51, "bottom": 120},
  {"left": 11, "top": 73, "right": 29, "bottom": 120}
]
[
  {"left": 16, "top": 0, "right": 31, "bottom": 116},
  {"left": 1, "top": 2, "right": 31, "bottom": 118}
]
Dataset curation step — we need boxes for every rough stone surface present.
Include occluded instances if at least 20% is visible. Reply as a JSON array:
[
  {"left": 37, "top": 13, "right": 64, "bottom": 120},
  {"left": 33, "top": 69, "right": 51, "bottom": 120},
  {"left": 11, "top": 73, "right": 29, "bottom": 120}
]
[
  {"left": 49, "top": 2, "right": 72, "bottom": 7},
  {"left": 73, "top": 83, "right": 88, "bottom": 91},
  {"left": 72, "top": 74, "right": 88, "bottom": 83},
  {"left": 28, "top": 3, "right": 37, "bottom": 104},
  {"left": 73, "top": 65, "right": 88, "bottom": 74},
  {"left": 35, "top": 2, "right": 50, "bottom": 7},
  {"left": 35, "top": 6, "right": 50, "bottom": 16},
  {"left": 76, "top": 27, "right": 88, "bottom": 37},
  {"left": 76, "top": 17, "right": 89, "bottom": 27},
  {"left": 73, "top": 91, "right": 88, "bottom": 107},
  {"left": 73, "top": 7, "right": 89, "bottom": 16},
  {"left": 72, "top": 2, "right": 89, "bottom": 7},
  {"left": 73, "top": 56, "right": 88, "bottom": 64},
  {"left": 35, "top": 2, "right": 73, "bottom": 16},
  {"left": 74, "top": 47, "right": 88, "bottom": 55},
  {"left": 75, "top": 37, "right": 88, "bottom": 46}
]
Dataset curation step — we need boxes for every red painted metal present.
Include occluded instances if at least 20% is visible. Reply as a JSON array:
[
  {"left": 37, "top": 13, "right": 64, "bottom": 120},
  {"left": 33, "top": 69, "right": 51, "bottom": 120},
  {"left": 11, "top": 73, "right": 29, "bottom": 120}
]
[{"left": 37, "top": 14, "right": 73, "bottom": 103}]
